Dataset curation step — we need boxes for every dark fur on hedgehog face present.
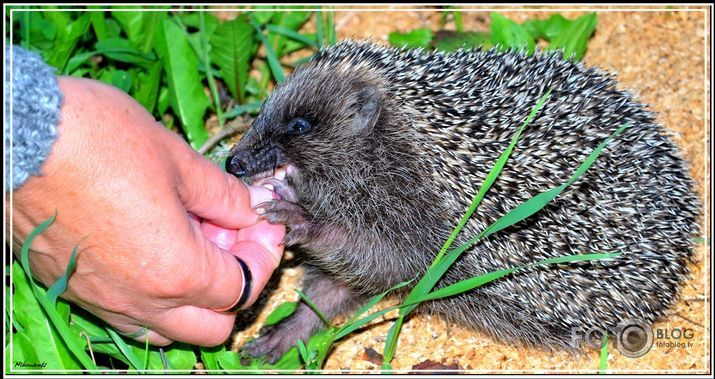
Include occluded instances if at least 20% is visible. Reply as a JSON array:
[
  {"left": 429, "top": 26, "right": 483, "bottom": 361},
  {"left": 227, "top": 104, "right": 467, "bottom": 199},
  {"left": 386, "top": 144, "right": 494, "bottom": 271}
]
[{"left": 227, "top": 63, "right": 384, "bottom": 186}]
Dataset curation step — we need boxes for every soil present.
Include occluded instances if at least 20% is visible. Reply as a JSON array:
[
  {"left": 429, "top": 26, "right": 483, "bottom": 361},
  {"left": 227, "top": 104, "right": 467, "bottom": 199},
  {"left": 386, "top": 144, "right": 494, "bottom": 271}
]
[{"left": 231, "top": 5, "right": 711, "bottom": 374}]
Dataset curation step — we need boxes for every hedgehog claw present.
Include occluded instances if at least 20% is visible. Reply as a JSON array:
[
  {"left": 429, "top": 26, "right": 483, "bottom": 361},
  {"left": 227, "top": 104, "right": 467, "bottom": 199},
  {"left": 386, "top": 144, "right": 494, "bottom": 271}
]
[{"left": 254, "top": 199, "right": 313, "bottom": 246}]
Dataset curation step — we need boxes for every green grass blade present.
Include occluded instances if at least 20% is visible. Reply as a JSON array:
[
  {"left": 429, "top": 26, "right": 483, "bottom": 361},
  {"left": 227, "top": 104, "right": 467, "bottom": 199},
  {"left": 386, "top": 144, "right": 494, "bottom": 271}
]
[
  {"left": 326, "top": 8, "right": 336, "bottom": 46},
  {"left": 295, "top": 289, "right": 330, "bottom": 326},
  {"left": 419, "top": 253, "right": 620, "bottom": 302},
  {"left": 251, "top": 21, "right": 285, "bottom": 83},
  {"left": 454, "top": 10, "right": 464, "bottom": 33},
  {"left": 599, "top": 333, "right": 609, "bottom": 374},
  {"left": 143, "top": 334, "right": 150, "bottom": 372},
  {"left": 266, "top": 24, "right": 317, "bottom": 48},
  {"left": 20, "top": 210, "right": 57, "bottom": 278},
  {"left": 315, "top": 9, "right": 324, "bottom": 47},
  {"left": 16, "top": 211, "right": 98, "bottom": 371},
  {"left": 381, "top": 91, "right": 551, "bottom": 365},
  {"left": 47, "top": 245, "right": 78, "bottom": 307},
  {"left": 382, "top": 317, "right": 403, "bottom": 369},
  {"left": 221, "top": 101, "right": 263, "bottom": 121},
  {"left": 11, "top": 263, "right": 82, "bottom": 371},
  {"left": 481, "top": 122, "right": 631, "bottom": 240},
  {"left": 335, "top": 305, "right": 398, "bottom": 340},
  {"left": 382, "top": 121, "right": 630, "bottom": 366},
  {"left": 21, "top": 10, "right": 31, "bottom": 49},
  {"left": 105, "top": 327, "right": 143, "bottom": 372},
  {"left": 198, "top": 11, "right": 223, "bottom": 126},
  {"left": 431, "top": 89, "right": 552, "bottom": 267},
  {"left": 296, "top": 339, "right": 310, "bottom": 365},
  {"left": 343, "top": 280, "right": 412, "bottom": 328}
]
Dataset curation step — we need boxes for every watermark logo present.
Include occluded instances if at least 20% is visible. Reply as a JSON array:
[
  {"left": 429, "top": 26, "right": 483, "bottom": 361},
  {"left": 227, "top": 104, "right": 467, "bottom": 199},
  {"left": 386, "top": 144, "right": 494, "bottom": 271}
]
[
  {"left": 614, "top": 320, "right": 654, "bottom": 358},
  {"left": 571, "top": 320, "right": 696, "bottom": 358}
]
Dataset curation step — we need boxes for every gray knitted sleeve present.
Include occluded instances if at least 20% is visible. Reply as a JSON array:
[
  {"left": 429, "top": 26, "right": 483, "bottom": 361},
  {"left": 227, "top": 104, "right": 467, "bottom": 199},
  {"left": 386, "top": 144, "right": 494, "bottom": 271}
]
[{"left": 4, "top": 45, "right": 63, "bottom": 192}]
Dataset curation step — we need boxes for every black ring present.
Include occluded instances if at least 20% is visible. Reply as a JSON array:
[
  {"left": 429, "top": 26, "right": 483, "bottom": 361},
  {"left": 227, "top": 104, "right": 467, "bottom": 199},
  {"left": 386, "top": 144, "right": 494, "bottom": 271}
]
[{"left": 226, "top": 256, "right": 252, "bottom": 313}]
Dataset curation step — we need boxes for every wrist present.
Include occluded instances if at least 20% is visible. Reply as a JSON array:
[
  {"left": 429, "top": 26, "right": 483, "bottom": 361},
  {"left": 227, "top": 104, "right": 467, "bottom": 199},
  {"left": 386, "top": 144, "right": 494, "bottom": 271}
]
[{"left": 5, "top": 45, "right": 63, "bottom": 192}]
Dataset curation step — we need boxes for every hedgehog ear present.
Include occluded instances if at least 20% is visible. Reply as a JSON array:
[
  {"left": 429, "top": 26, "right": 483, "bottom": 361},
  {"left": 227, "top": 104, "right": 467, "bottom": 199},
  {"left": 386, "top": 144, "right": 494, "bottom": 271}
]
[{"left": 349, "top": 84, "right": 381, "bottom": 135}]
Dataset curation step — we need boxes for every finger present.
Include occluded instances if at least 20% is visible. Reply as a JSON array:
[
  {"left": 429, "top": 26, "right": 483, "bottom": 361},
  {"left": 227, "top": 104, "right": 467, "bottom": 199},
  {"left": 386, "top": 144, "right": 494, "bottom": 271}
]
[
  {"left": 200, "top": 221, "right": 238, "bottom": 251},
  {"left": 175, "top": 153, "right": 261, "bottom": 230},
  {"left": 235, "top": 221, "right": 285, "bottom": 268},
  {"left": 228, "top": 239, "right": 284, "bottom": 309},
  {"left": 151, "top": 305, "right": 237, "bottom": 347}
]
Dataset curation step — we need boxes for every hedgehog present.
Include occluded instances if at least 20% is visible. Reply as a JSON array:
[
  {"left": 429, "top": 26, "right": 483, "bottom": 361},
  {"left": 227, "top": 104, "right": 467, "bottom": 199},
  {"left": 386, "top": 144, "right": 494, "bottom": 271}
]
[{"left": 225, "top": 40, "right": 701, "bottom": 362}]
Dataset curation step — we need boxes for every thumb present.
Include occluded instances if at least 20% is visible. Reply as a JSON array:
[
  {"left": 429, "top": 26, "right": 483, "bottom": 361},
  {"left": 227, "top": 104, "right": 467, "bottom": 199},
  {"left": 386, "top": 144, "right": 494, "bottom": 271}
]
[{"left": 175, "top": 150, "right": 263, "bottom": 229}]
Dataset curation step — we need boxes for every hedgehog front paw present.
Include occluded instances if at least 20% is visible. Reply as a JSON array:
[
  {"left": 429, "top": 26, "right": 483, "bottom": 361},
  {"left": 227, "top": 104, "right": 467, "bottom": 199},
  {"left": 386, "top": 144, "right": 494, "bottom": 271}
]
[
  {"left": 241, "top": 305, "right": 320, "bottom": 364},
  {"left": 255, "top": 200, "right": 312, "bottom": 246},
  {"left": 241, "top": 323, "right": 303, "bottom": 365}
]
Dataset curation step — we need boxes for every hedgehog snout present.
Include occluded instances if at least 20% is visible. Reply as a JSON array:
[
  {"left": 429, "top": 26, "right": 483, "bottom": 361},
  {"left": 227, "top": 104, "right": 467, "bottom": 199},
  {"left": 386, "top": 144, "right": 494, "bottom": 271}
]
[{"left": 226, "top": 155, "right": 248, "bottom": 177}]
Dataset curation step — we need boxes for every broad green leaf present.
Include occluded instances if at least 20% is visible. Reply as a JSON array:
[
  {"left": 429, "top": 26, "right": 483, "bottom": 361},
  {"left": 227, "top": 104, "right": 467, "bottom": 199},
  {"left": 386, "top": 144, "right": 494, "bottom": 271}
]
[
  {"left": 388, "top": 28, "right": 434, "bottom": 49},
  {"left": 112, "top": 10, "right": 167, "bottom": 53},
  {"left": 200, "top": 345, "right": 225, "bottom": 371},
  {"left": 104, "top": 17, "right": 122, "bottom": 39},
  {"left": 133, "top": 61, "right": 163, "bottom": 114},
  {"left": 111, "top": 9, "right": 143, "bottom": 42},
  {"left": 185, "top": 12, "right": 219, "bottom": 61},
  {"left": 433, "top": 31, "right": 491, "bottom": 52},
  {"left": 11, "top": 263, "right": 82, "bottom": 371},
  {"left": 210, "top": 14, "right": 255, "bottom": 103},
  {"left": 47, "top": 246, "right": 78, "bottom": 306},
  {"left": 490, "top": 13, "right": 535, "bottom": 55},
  {"left": 95, "top": 37, "right": 157, "bottom": 66},
  {"left": 148, "top": 344, "right": 196, "bottom": 373},
  {"left": 217, "top": 351, "right": 243, "bottom": 372},
  {"left": 99, "top": 69, "right": 132, "bottom": 93},
  {"left": 16, "top": 211, "right": 97, "bottom": 371},
  {"left": 65, "top": 51, "right": 97, "bottom": 74},
  {"left": 522, "top": 14, "right": 569, "bottom": 41},
  {"left": 547, "top": 13, "right": 597, "bottom": 61},
  {"left": 264, "top": 301, "right": 298, "bottom": 326},
  {"left": 15, "top": 11, "right": 56, "bottom": 52},
  {"left": 89, "top": 11, "right": 107, "bottom": 41},
  {"left": 251, "top": 6, "right": 275, "bottom": 24},
  {"left": 154, "top": 18, "right": 210, "bottom": 149},
  {"left": 45, "top": 13, "right": 91, "bottom": 72}
]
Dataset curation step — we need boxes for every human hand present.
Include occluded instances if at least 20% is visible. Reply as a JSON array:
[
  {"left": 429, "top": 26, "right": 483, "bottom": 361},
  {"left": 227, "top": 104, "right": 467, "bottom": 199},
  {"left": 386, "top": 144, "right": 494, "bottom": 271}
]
[{"left": 8, "top": 77, "right": 285, "bottom": 346}]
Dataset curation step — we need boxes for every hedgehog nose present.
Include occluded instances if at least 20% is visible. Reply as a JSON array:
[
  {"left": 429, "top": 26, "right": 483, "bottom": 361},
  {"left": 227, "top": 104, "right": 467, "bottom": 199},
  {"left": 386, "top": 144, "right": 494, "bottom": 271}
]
[{"left": 226, "top": 155, "right": 247, "bottom": 177}]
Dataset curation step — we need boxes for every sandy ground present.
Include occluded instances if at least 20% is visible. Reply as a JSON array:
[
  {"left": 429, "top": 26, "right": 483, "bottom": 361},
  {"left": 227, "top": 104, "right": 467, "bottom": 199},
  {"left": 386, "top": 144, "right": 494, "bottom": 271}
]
[{"left": 230, "top": 5, "right": 711, "bottom": 374}]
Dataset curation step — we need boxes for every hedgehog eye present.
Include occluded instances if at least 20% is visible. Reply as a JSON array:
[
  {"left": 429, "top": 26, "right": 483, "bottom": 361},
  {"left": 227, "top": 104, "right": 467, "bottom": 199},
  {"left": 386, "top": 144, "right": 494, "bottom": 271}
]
[{"left": 287, "top": 118, "right": 311, "bottom": 135}]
